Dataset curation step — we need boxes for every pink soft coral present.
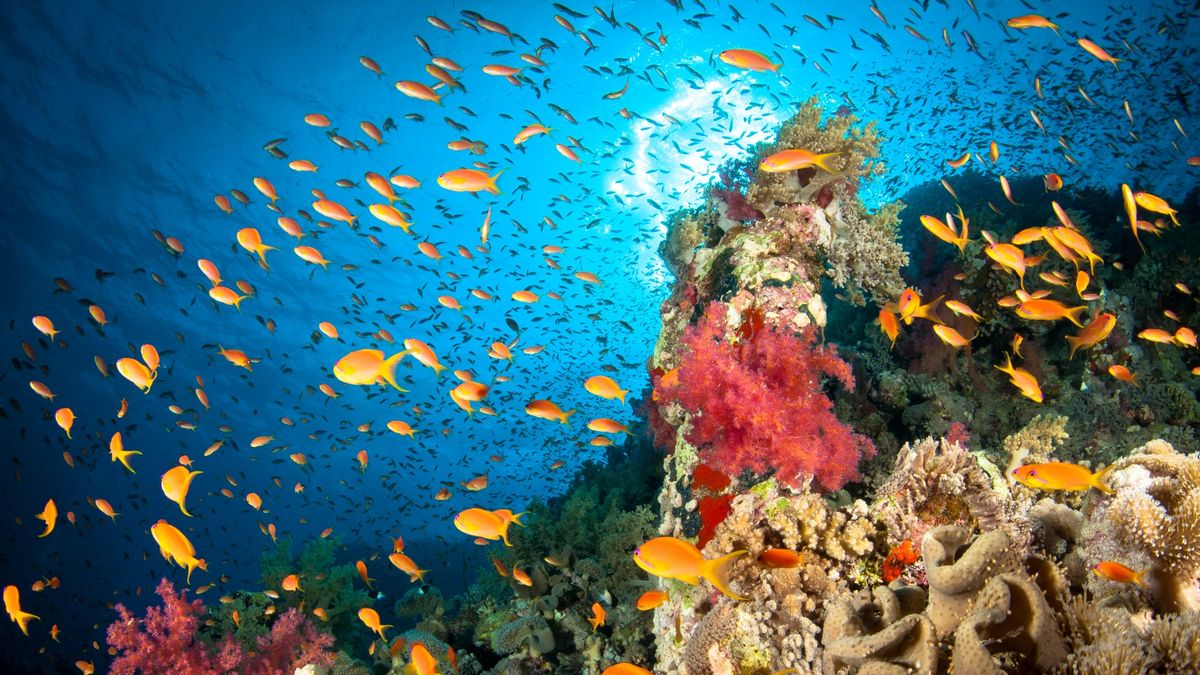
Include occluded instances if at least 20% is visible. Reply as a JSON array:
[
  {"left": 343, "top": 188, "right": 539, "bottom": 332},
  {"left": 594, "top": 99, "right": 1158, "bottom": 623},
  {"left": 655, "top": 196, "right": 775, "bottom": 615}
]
[
  {"left": 107, "top": 579, "right": 223, "bottom": 675},
  {"left": 106, "top": 579, "right": 335, "bottom": 675},
  {"left": 657, "top": 302, "right": 874, "bottom": 492}
]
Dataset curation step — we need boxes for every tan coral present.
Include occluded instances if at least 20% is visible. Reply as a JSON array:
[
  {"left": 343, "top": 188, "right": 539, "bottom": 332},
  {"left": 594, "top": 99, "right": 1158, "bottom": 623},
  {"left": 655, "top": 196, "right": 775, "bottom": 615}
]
[
  {"left": 923, "top": 526, "right": 1021, "bottom": 638},
  {"left": 822, "top": 587, "right": 938, "bottom": 675},
  {"left": 950, "top": 573, "right": 1067, "bottom": 673},
  {"left": 875, "top": 437, "right": 1030, "bottom": 555},
  {"left": 1084, "top": 439, "right": 1200, "bottom": 613}
]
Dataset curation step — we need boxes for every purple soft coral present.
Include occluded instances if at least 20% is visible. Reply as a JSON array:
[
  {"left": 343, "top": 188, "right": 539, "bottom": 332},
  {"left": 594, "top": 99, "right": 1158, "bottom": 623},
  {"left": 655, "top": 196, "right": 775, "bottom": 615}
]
[{"left": 657, "top": 302, "right": 874, "bottom": 492}]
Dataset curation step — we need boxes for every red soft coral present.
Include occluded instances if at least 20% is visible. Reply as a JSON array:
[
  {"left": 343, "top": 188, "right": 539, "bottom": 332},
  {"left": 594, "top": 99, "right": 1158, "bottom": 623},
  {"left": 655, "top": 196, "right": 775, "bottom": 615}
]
[
  {"left": 106, "top": 579, "right": 335, "bottom": 675},
  {"left": 658, "top": 302, "right": 874, "bottom": 492},
  {"left": 106, "top": 579, "right": 222, "bottom": 675}
]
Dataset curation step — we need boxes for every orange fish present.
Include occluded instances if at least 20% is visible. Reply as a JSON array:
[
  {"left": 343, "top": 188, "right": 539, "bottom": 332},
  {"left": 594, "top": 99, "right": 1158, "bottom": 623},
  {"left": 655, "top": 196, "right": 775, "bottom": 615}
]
[
  {"left": 995, "top": 352, "right": 1043, "bottom": 403},
  {"left": 1016, "top": 298, "right": 1087, "bottom": 327},
  {"left": 437, "top": 168, "right": 504, "bottom": 195},
  {"left": 151, "top": 520, "right": 207, "bottom": 583},
  {"left": 453, "top": 508, "right": 526, "bottom": 546},
  {"left": 757, "top": 548, "right": 804, "bottom": 568},
  {"left": 109, "top": 432, "right": 141, "bottom": 473},
  {"left": 525, "top": 399, "right": 575, "bottom": 424},
  {"left": 1133, "top": 191, "right": 1180, "bottom": 226},
  {"left": 358, "top": 607, "right": 391, "bottom": 639},
  {"left": 718, "top": 49, "right": 781, "bottom": 72},
  {"left": 1078, "top": 38, "right": 1121, "bottom": 68},
  {"left": 410, "top": 643, "right": 438, "bottom": 675},
  {"left": 511, "top": 565, "right": 532, "bottom": 587},
  {"left": 4, "top": 585, "right": 39, "bottom": 635},
  {"left": 388, "top": 553, "right": 428, "bottom": 583},
  {"left": 636, "top": 590, "right": 668, "bottom": 610},
  {"left": 357, "top": 560, "right": 376, "bottom": 588},
  {"left": 1012, "top": 462, "right": 1114, "bottom": 494},
  {"left": 54, "top": 407, "right": 75, "bottom": 439},
  {"left": 1065, "top": 313, "right": 1117, "bottom": 359},
  {"left": 1138, "top": 328, "right": 1175, "bottom": 344},
  {"left": 633, "top": 536, "right": 747, "bottom": 600},
  {"left": 878, "top": 308, "right": 900, "bottom": 348},
  {"left": 933, "top": 324, "right": 973, "bottom": 348},
  {"left": 588, "top": 602, "right": 606, "bottom": 631},
  {"left": 587, "top": 418, "right": 628, "bottom": 434},
  {"left": 1091, "top": 560, "right": 1147, "bottom": 587},
  {"left": 1006, "top": 14, "right": 1060, "bottom": 33},
  {"left": 1108, "top": 364, "right": 1138, "bottom": 386},
  {"left": 602, "top": 666, "right": 652, "bottom": 675},
  {"left": 36, "top": 499, "right": 57, "bottom": 538},
  {"left": 984, "top": 242, "right": 1027, "bottom": 289},
  {"left": 161, "top": 465, "right": 201, "bottom": 516},
  {"left": 334, "top": 349, "right": 410, "bottom": 391},
  {"left": 759, "top": 148, "right": 839, "bottom": 173}
]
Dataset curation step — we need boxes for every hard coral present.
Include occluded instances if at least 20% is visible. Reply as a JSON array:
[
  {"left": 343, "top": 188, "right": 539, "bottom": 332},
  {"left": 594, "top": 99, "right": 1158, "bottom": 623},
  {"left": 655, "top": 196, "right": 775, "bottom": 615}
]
[
  {"left": 1082, "top": 439, "right": 1200, "bottom": 613},
  {"left": 658, "top": 301, "right": 874, "bottom": 492}
]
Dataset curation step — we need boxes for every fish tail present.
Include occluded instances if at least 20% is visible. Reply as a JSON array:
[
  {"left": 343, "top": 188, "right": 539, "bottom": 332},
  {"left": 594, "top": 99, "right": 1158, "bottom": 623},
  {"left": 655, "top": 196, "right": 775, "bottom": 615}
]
[
  {"left": 618, "top": 389, "right": 628, "bottom": 404},
  {"left": 487, "top": 169, "right": 506, "bottom": 195},
  {"left": 1134, "top": 568, "right": 1150, "bottom": 588},
  {"left": 13, "top": 610, "right": 39, "bottom": 635},
  {"left": 995, "top": 352, "right": 1015, "bottom": 376},
  {"left": 381, "top": 351, "right": 411, "bottom": 392},
  {"left": 560, "top": 409, "right": 576, "bottom": 425},
  {"left": 1065, "top": 335, "right": 1081, "bottom": 360},
  {"left": 813, "top": 152, "right": 841, "bottom": 173},
  {"left": 1066, "top": 305, "right": 1087, "bottom": 328},
  {"left": 412, "top": 569, "right": 428, "bottom": 583},
  {"left": 510, "top": 511, "right": 528, "bottom": 526},
  {"left": 1091, "top": 463, "right": 1116, "bottom": 494},
  {"left": 700, "top": 550, "right": 749, "bottom": 601}
]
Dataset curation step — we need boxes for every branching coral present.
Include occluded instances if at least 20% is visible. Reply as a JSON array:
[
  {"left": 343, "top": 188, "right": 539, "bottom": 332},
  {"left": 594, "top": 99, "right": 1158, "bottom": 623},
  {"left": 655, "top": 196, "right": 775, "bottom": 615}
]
[
  {"left": 741, "top": 96, "right": 905, "bottom": 305},
  {"left": 106, "top": 578, "right": 335, "bottom": 675},
  {"left": 656, "top": 301, "right": 874, "bottom": 492}
]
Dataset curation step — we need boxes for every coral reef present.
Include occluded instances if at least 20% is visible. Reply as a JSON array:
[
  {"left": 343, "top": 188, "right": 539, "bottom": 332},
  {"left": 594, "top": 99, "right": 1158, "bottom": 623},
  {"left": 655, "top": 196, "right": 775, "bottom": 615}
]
[
  {"left": 875, "top": 435, "right": 1029, "bottom": 556},
  {"left": 1079, "top": 439, "right": 1200, "bottom": 613},
  {"left": 651, "top": 479, "right": 876, "bottom": 673},
  {"left": 106, "top": 578, "right": 335, "bottom": 675},
  {"left": 823, "top": 526, "right": 1066, "bottom": 674},
  {"left": 656, "top": 301, "right": 875, "bottom": 492}
]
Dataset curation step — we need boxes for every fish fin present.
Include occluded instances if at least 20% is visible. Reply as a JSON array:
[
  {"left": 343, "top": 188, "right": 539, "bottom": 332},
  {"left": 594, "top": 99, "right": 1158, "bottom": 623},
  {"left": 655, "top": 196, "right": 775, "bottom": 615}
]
[
  {"left": 1092, "top": 464, "right": 1116, "bottom": 494},
  {"left": 1066, "top": 305, "right": 1087, "bottom": 328},
  {"left": 487, "top": 169, "right": 506, "bottom": 195},
  {"left": 994, "top": 352, "right": 1014, "bottom": 376},
  {"left": 561, "top": 409, "right": 576, "bottom": 426},
  {"left": 381, "top": 350, "right": 411, "bottom": 392},
  {"left": 14, "top": 610, "right": 39, "bottom": 635},
  {"left": 813, "top": 152, "right": 841, "bottom": 173},
  {"left": 1065, "top": 335, "right": 1081, "bottom": 360},
  {"left": 701, "top": 550, "right": 749, "bottom": 601},
  {"left": 1134, "top": 568, "right": 1150, "bottom": 588},
  {"left": 509, "top": 511, "right": 528, "bottom": 526}
]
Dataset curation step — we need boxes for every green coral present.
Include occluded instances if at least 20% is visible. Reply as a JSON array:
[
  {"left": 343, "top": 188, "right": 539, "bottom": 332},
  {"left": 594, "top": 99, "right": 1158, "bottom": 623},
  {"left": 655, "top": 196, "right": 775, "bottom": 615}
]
[{"left": 258, "top": 536, "right": 375, "bottom": 655}]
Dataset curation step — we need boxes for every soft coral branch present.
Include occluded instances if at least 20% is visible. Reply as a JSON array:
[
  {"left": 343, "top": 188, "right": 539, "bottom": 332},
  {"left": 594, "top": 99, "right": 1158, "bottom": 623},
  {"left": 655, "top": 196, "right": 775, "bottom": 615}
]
[
  {"left": 657, "top": 302, "right": 874, "bottom": 492},
  {"left": 106, "top": 578, "right": 334, "bottom": 675}
]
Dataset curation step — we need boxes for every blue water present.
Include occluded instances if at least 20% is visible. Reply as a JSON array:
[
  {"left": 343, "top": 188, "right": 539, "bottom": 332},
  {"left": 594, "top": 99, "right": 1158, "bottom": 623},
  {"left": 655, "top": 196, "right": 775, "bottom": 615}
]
[{"left": 0, "top": 0, "right": 1196, "bottom": 671}]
